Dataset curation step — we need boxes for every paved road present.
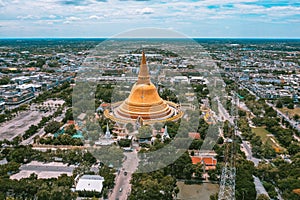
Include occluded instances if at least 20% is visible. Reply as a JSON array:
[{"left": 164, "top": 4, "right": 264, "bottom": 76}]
[
  {"left": 266, "top": 101, "right": 300, "bottom": 132},
  {"left": 218, "top": 97, "right": 268, "bottom": 198},
  {"left": 109, "top": 151, "right": 139, "bottom": 200},
  {"left": 217, "top": 98, "right": 234, "bottom": 125},
  {"left": 218, "top": 97, "right": 262, "bottom": 166},
  {"left": 253, "top": 176, "right": 270, "bottom": 198}
]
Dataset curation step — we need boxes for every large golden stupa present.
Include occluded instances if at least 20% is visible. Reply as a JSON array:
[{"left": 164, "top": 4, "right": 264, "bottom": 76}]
[{"left": 104, "top": 52, "right": 183, "bottom": 125}]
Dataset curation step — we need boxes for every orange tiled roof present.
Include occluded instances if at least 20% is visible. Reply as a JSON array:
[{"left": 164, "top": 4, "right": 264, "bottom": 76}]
[
  {"left": 67, "top": 120, "right": 75, "bottom": 125},
  {"left": 101, "top": 103, "right": 110, "bottom": 107},
  {"left": 188, "top": 132, "right": 200, "bottom": 140},
  {"left": 191, "top": 156, "right": 217, "bottom": 166},
  {"left": 191, "top": 156, "right": 201, "bottom": 164}
]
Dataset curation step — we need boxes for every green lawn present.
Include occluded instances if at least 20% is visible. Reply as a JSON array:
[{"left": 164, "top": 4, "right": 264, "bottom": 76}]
[
  {"left": 252, "top": 127, "right": 270, "bottom": 143},
  {"left": 252, "top": 127, "right": 286, "bottom": 153}
]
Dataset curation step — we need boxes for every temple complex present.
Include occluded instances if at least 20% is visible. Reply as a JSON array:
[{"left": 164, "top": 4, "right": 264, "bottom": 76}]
[{"left": 104, "top": 52, "right": 183, "bottom": 125}]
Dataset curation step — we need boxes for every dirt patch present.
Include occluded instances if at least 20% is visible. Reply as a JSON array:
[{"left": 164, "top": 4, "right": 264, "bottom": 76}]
[{"left": 177, "top": 181, "right": 219, "bottom": 200}]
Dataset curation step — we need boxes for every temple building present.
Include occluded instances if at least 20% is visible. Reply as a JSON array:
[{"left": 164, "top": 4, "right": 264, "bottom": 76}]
[{"left": 104, "top": 52, "right": 183, "bottom": 125}]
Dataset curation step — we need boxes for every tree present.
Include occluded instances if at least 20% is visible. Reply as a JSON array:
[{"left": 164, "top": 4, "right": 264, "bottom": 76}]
[
  {"left": 235, "top": 159, "right": 256, "bottom": 200},
  {"left": 83, "top": 152, "right": 97, "bottom": 164},
  {"left": 126, "top": 123, "right": 134, "bottom": 133},
  {"left": 23, "top": 125, "right": 38, "bottom": 140},
  {"left": 153, "top": 122, "right": 163, "bottom": 131},
  {"left": 238, "top": 110, "right": 246, "bottom": 117},
  {"left": 118, "top": 139, "right": 132, "bottom": 147},
  {"left": 262, "top": 142, "right": 276, "bottom": 159},
  {"left": 65, "top": 124, "right": 76, "bottom": 136},
  {"left": 160, "top": 88, "right": 178, "bottom": 103},
  {"left": 44, "top": 121, "right": 61, "bottom": 134},
  {"left": 280, "top": 97, "right": 293, "bottom": 105},
  {"left": 193, "top": 162, "right": 203, "bottom": 179},
  {"left": 293, "top": 114, "right": 299, "bottom": 121},
  {"left": 257, "top": 194, "right": 270, "bottom": 200},
  {"left": 223, "top": 120, "right": 233, "bottom": 138},
  {"left": 288, "top": 143, "right": 300, "bottom": 156},
  {"left": 275, "top": 101, "right": 283, "bottom": 108},
  {"left": 63, "top": 108, "right": 73, "bottom": 123},
  {"left": 98, "top": 165, "right": 116, "bottom": 189},
  {"left": 137, "top": 125, "right": 152, "bottom": 139},
  {"left": 287, "top": 103, "right": 294, "bottom": 109},
  {"left": 0, "top": 77, "right": 10, "bottom": 85}
]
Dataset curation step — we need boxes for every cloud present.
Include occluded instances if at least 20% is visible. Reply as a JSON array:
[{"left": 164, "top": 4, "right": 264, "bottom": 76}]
[
  {"left": 119, "top": 0, "right": 151, "bottom": 1},
  {"left": 17, "top": 15, "right": 40, "bottom": 20},
  {"left": 136, "top": 7, "right": 154, "bottom": 14},
  {"left": 66, "top": 16, "right": 81, "bottom": 21},
  {"left": 88, "top": 15, "right": 103, "bottom": 20},
  {"left": 48, "top": 15, "right": 57, "bottom": 19},
  {"left": 0, "top": 0, "right": 299, "bottom": 38},
  {"left": 0, "top": 0, "right": 5, "bottom": 7},
  {"left": 58, "top": 0, "right": 90, "bottom": 6},
  {"left": 35, "top": 20, "right": 59, "bottom": 25}
]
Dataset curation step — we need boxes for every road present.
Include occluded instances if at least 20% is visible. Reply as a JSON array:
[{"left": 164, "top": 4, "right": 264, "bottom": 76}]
[
  {"left": 218, "top": 97, "right": 268, "bottom": 198},
  {"left": 217, "top": 98, "right": 234, "bottom": 125},
  {"left": 253, "top": 176, "right": 270, "bottom": 198},
  {"left": 266, "top": 101, "right": 300, "bottom": 132},
  {"left": 109, "top": 151, "right": 139, "bottom": 200},
  {"left": 217, "top": 97, "right": 262, "bottom": 166}
]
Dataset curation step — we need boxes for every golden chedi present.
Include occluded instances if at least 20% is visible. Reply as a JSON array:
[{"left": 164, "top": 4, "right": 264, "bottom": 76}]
[{"left": 104, "top": 52, "right": 183, "bottom": 125}]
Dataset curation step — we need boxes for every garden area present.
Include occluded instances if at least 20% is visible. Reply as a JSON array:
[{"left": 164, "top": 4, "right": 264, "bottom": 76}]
[{"left": 252, "top": 127, "right": 285, "bottom": 153}]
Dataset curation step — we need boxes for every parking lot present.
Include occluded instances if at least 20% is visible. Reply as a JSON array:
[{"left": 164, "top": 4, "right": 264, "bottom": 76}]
[{"left": 0, "top": 110, "right": 52, "bottom": 141}]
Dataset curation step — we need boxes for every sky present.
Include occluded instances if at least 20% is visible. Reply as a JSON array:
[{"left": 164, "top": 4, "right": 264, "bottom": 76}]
[{"left": 0, "top": 0, "right": 299, "bottom": 38}]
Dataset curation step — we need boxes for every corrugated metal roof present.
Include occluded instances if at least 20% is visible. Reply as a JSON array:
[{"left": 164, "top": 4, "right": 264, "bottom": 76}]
[{"left": 75, "top": 175, "right": 104, "bottom": 193}]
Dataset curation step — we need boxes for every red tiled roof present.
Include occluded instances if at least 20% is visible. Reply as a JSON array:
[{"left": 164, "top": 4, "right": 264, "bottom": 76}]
[
  {"left": 188, "top": 132, "right": 200, "bottom": 140},
  {"left": 67, "top": 120, "right": 75, "bottom": 125},
  {"left": 191, "top": 156, "right": 217, "bottom": 166},
  {"left": 191, "top": 157, "right": 201, "bottom": 164}
]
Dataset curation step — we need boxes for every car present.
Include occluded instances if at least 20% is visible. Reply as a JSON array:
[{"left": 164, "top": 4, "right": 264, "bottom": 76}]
[
  {"left": 119, "top": 187, "right": 123, "bottom": 192},
  {"left": 124, "top": 171, "right": 127, "bottom": 176}
]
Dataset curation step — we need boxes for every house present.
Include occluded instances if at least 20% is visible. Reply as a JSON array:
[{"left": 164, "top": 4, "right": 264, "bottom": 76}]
[
  {"left": 191, "top": 156, "right": 217, "bottom": 171},
  {"left": 75, "top": 175, "right": 104, "bottom": 193}
]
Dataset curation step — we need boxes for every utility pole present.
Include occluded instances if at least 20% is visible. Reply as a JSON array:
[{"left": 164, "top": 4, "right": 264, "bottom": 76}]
[{"left": 218, "top": 90, "right": 238, "bottom": 200}]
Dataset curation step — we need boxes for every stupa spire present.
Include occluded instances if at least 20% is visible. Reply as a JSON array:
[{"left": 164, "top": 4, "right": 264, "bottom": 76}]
[
  {"left": 137, "top": 51, "right": 150, "bottom": 85},
  {"left": 105, "top": 123, "right": 111, "bottom": 139},
  {"left": 141, "top": 51, "right": 146, "bottom": 65}
]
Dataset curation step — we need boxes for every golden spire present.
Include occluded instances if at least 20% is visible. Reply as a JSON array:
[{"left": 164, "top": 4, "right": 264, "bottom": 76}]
[
  {"left": 141, "top": 51, "right": 146, "bottom": 65},
  {"left": 137, "top": 51, "right": 150, "bottom": 85}
]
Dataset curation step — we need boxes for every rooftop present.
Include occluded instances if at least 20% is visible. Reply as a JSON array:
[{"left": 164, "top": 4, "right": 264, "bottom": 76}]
[{"left": 75, "top": 175, "right": 104, "bottom": 193}]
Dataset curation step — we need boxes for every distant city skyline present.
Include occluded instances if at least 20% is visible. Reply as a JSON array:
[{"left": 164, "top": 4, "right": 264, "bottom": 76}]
[{"left": 0, "top": 0, "right": 299, "bottom": 38}]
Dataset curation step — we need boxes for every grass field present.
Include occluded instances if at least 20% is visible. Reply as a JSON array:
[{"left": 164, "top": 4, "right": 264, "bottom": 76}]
[
  {"left": 176, "top": 181, "right": 219, "bottom": 200},
  {"left": 252, "top": 127, "right": 286, "bottom": 153},
  {"left": 279, "top": 107, "right": 300, "bottom": 118},
  {"left": 252, "top": 127, "right": 270, "bottom": 143}
]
